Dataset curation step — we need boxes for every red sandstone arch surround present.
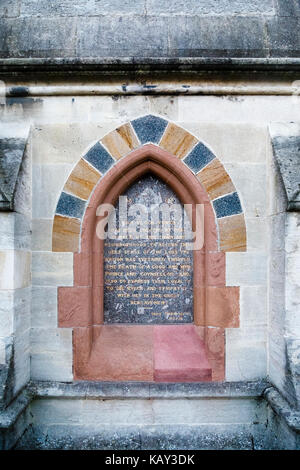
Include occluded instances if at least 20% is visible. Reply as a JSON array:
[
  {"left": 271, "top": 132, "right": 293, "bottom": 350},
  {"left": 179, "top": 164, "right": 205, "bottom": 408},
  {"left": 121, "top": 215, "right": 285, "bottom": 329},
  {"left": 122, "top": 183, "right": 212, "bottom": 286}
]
[{"left": 57, "top": 145, "right": 240, "bottom": 382}]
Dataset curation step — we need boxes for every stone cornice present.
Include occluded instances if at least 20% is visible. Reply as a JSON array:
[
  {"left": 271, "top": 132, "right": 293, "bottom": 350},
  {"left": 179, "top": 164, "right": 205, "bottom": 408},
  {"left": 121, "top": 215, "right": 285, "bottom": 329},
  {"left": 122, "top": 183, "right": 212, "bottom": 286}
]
[{"left": 1, "top": 57, "right": 300, "bottom": 80}]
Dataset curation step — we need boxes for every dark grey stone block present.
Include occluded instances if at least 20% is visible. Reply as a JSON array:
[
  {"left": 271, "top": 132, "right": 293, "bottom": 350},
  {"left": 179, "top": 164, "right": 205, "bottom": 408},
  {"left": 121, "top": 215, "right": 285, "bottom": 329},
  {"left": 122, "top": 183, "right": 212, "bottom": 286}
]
[
  {"left": 0, "top": 0, "right": 20, "bottom": 18},
  {"left": 183, "top": 142, "right": 215, "bottom": 173},
  {"left": 20, "top": 0, "right": 145, "bottom": 17},
  {"left": 0, "top": 138, "right": 27, "bottom": 211},
  {"left": 0, "top": 17, "right": 76, "bottom": 58},
  {"left": 267, "top": 17, "right": 300, "bottom": 57},
  {"left": 271, "top": 135, "right": 300, "bottom": 211},
  {"left": 167, "top": 16, "right": 268, "bottom": 58},
  {"left": 148, "top": 0, "right": 275, "bottom": 15},
  {"left": 84, "top": 142, "right": 115, "bottom": 174},
  {"left": 56, "top": 192, "right": 86, "bottom": 219},
  {"left": 213, "top": 192, "right": 243, "bottom": 218},
  {"left": 76, "top": 16, "right": 169, "bottom": 58},
  {"left": 274, "top": 0, "right": 300, "bottom": 17},
  {"left": 131, "top": 115, "right": 168, "bottom": 144}
]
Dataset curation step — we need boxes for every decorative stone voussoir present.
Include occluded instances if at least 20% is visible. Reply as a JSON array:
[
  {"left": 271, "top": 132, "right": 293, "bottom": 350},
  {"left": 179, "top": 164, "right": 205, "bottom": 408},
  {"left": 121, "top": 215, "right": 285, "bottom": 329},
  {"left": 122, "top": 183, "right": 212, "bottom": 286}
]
[
  {"left": 131, "top": 115, "right": 168, "bottom": 144},
  {"left": 101, "top": 122, "right": 140, "bottom": 160},
  {"left": 218, "top": 214, "right": 247, "bottom": 252},
  {"left": 159, "top": 122, "right": 198, "bottom": 159},
  {"left": 183, "top": 141, "right": 216, "bottom": 174},
  {"left": 197, "top": 158, "right": 236, "bottom": 201},
  {"left": 52, "top": 214, "right": 81, "bottom": 252},
  {"left": 63, "top": 158, "right": 101, "bottom": 201},
  {"left": 213, "top": 192, "right": 243, "bottom": 219}
]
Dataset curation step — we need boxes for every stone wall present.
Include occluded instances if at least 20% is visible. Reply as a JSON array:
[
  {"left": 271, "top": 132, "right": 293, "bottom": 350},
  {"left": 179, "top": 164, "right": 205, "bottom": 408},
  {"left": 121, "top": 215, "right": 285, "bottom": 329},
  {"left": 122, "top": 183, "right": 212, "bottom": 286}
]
[
  {"left": 0, "top": 77, "right": 300, "bottom": 448},
  {"left": 0, "top": 0, "right": 300, "bottom": 61}
]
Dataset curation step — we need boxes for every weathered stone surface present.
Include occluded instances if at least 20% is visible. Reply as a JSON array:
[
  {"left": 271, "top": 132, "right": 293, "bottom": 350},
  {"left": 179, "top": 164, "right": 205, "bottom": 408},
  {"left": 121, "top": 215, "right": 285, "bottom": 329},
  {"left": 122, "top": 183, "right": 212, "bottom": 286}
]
[
  {"left": 0, "top": 138, "right": 26, "bottom": 211},
  {"left": 30, "top": 328, "right": 73, "bottom": 382},
  {"left": 0, "top": 250, "right": 31, "bottom": 289},
  {"left": 226, "top": 252, "right": 267, "bottom": 286},
  {"left": 267, "top": 16, "right": 300, "bottom": 57},
  {"left": 0, "top": 17, "right": 77, "bottom": 58},
  {"left": 15, "top": 422, "right": 263, "bottom": 450},
  {"left": 148, "top": 0, "right": 274, "bottom": 15},
  {"left": 32, "top": 218, "right": 52, "bottom": 251},
  {"left": 32, "top": 252, "right": 73, "bottom": 286},
  {"left": 19, "top": 0, "right": 146, "bottom": 16},
  {"left": 226, "top": 326, "right": 267, "bottom": 381},
  {"left": 31, "top": 286, "right": 57, "bottom": 328},
  {"left": 0, "top": 213, "right": 31, "bottom": 250},
  {"left": 32, "top": 163, "right": 72, "bottom": 219},
  {"left": 31, "top": 123, "right": 116, "bottom": 165}
]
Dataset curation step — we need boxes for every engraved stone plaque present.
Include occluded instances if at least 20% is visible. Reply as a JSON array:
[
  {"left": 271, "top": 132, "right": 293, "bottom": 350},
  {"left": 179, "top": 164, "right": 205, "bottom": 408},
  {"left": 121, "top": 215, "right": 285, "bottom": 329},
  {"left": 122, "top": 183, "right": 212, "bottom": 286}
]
[{"left": 104, "top": 175, "right": 193, "bottom": 324}]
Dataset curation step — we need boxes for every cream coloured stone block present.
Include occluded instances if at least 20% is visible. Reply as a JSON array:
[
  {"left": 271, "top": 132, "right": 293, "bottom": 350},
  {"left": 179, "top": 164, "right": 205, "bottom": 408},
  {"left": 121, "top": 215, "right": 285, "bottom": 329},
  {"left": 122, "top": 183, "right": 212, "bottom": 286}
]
[
  {"left": 110, "top": 95, "right": 151, "bottom": 123},
  {"left": 30, "top": 396, "right": 263, "bottom": 426},
  {"left": 30, "top": 328, "right": 73, "bottom": 381},
  {"left": 285, "top": 213, "right": 300, "bottom": 337},
  {"left": 36, "top": 96, "right": 113, "bottom": 125},
  {"left": 14, "top": 328, "right": 30, "bottom": 394},
  {"left": 30, "top": 353, "right": 73, "bottom": 382},
  {"left": 0, "top": 251, "right": 31, "bottom": 290},
  {"left": 31, "top": 122, "right": 117, "bottom": 165},
  {"left": 240, "top": 286, "right": 267, "bottom": 328},
  {"left": 245, "top": 217, "right": 268, "bottom": 252},
  {"left": 31, "top": 286, "right": 58, "bottom": 328},
  {"left": 32, "top": 252, "right": 73, "bottom": 286},
  {"left": 180, "top": 122, "right": 268, "bottom": 164},
  {"left": 226, "top": 252, "right": 267, "bottom": 286},
  {"left": 13, "top": 287, "right": 31, "bottom": 336},
  {"left": 32, "top": 163, "right": 72, "bottom": 219},
  {"left": 32, "top": 219, "right": 53, "bottom": 251},
  {"left": 270, "top": 213, "right": 286, "bottom": 253},
  {"left": 0, "top": 288, "right": 30, "bottom": 338},
  {"left": 30, "top": 327, "right": 72, "bottom": 354},
  {"left": 178, "top": 96, "right": 300, "bottom": 124},
  {"left": 0, "top": 213, "right": 31, "bottom": 250},
  {"left": 0, "top": 290, "right": 13, "bottom": 337},
  {"left": 226, "top": 326, "right": 267, "bottom": 381},
  {"left": 268, "top": 334, "right": 287, "bottom": 393},
  {"left": 149, "top": 96, "right": 179, "bottom": 120}
]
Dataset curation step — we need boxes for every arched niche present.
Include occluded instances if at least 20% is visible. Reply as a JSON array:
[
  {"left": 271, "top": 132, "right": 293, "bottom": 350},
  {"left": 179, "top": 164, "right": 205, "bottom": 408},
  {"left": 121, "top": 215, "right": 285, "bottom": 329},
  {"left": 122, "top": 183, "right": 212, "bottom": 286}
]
[{"left": 52, "top": 116, "right": 245, "bottom": 382}]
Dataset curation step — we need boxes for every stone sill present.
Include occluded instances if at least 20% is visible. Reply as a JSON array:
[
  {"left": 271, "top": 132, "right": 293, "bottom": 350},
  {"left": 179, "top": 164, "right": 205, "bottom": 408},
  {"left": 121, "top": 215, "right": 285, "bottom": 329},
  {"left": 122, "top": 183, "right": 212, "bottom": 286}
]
[
  {"left": 2, "top": 380, "right": 300, "bottom": 438},
  {"left": 29, "top": 379, "right": 269, "bottom": 400}
]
